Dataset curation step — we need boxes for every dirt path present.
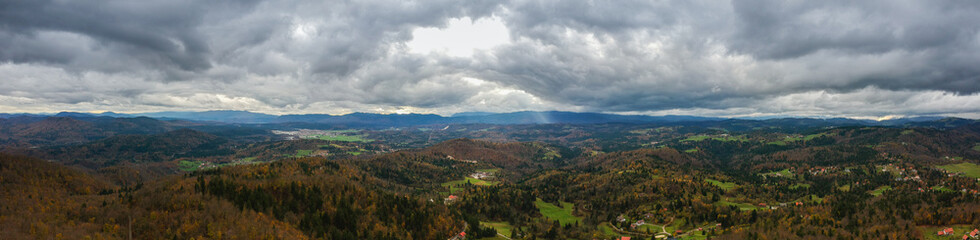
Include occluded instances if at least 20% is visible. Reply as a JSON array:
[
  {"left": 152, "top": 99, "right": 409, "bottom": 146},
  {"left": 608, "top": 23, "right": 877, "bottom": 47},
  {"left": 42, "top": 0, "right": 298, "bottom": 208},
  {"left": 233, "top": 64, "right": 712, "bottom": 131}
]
[{"left": 448, "top": 222, "right": 469, "bottom": 240}]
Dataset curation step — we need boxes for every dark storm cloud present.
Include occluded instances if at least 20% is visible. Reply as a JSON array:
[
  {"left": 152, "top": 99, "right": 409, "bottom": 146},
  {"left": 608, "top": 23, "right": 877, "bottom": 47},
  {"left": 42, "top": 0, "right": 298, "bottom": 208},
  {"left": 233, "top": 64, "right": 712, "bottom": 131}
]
[
  {"left": 474, "top": 0, "right": 980, "bottom": 113},
  {"left": 726, "top": 0, "right": 980, "bottom": 93},
  {"left": 729, "top": 0, "right": 980, "bottom": 59},
  {"left": 0, "top": 0, "right": 978, "bottom": 117},
  {"left": 0, "top": 0, "right": 250, "bottom": 72}
]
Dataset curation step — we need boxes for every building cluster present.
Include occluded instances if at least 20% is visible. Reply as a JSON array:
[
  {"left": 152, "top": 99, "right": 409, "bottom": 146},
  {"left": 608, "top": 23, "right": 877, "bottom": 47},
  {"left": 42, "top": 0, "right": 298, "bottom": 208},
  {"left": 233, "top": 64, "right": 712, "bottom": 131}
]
[
  {"left": 936, "top": 227, "right": 980, "bottom": 240},
  {"left": 885, "top": 164, "right": 924, "bottom": 182},
  {"left": 470, "top": 171, "right": 492, "bottom": 180},
  {"left": 808, "top": 166, "right": 837, "bottom": 175},
  {"left": 629, "top": 219, "right": 645, "bottom": 229},
  {"left": 446, "top": 155, "right": 478, "bottom": 164}
]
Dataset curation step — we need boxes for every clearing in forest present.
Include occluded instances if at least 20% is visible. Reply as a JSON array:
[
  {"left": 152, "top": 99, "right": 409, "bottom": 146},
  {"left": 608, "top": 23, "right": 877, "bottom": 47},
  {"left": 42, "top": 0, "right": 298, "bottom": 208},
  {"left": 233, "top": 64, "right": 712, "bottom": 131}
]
[
  {"left": 480, "top": 221, "right": 514, "bottom": 239},
  {"left": 442, "top": 177, "right": 497, "bottom": 194},
  {"left": 938, "top": 162, "right": 980, "bottom": 178},
  {"left": 706, "top": 179, "right": 736, "bottom": 191},
  {"left": 869, "top": 186, "right": 892, "bottom": 196},
  {"left": 534, "top": 198, "right": 581, "bottom": 226}
]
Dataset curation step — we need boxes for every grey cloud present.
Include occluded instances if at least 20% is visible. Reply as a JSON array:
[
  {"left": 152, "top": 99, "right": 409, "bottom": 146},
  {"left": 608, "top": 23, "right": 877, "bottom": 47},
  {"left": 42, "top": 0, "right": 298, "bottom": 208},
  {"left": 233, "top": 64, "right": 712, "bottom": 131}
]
[
  {"left": 729, "top": 0, "right": 980, "bottom": 59},
  {"left": 0, "top": 0, "right": 978, "bottom": 118},
  {"left": 234, "top": 0, "right": 502, "bottom": 77},
  {"left": 725, "top": 0, "right": 980, "bottom": 93},
  {"left": 0, "top": 0, "right": 254, "bottom": 72},
  {"left": 470, "top": 0, "right": 980, "bottom": 113}
]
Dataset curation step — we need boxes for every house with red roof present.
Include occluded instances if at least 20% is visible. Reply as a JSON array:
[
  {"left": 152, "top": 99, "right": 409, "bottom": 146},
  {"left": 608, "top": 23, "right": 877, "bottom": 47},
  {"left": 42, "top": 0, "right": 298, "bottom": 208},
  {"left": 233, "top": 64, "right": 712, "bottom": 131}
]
[
  {"left": 938, "top": 227, "right": 955, "bottom": 236},
  {"left": 444, "top": 195, "right": 459, "bottom": 205}
]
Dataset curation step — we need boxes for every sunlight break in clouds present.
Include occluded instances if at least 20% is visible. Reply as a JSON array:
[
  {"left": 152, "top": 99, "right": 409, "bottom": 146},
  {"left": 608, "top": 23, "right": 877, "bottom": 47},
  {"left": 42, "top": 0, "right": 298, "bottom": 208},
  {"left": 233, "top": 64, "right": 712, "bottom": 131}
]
[{"left": 406, "top": 17, "right": 510, "bottom": 57}]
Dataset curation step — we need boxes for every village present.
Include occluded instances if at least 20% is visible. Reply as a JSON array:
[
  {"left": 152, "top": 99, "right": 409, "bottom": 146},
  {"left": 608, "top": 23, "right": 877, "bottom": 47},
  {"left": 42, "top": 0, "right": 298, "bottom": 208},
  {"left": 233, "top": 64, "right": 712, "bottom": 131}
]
[{"left": 935, "top": 227, "right": 980, "bottom": 240}]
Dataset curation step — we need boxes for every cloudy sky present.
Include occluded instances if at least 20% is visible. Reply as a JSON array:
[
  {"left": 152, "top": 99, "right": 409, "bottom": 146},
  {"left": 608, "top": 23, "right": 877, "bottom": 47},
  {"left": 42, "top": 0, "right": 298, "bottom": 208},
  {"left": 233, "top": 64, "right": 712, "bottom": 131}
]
[{"left": 1, "top": 0, "right": 979, "bottom": 119}]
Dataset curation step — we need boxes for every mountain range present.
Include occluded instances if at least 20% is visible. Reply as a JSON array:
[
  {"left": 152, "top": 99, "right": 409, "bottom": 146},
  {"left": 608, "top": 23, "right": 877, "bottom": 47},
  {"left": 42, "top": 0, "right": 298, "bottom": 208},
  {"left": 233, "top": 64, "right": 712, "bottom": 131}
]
[{"left": 0, "top": 110, "right": 974, "bottom": 129}]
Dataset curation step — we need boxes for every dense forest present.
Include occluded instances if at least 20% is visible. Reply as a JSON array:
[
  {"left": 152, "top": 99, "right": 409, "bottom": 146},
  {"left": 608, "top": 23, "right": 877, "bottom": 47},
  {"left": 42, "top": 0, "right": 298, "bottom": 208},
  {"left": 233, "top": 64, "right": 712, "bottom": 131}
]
[{"left": 2, "top": 115, "right": 980, "bottom": 239}]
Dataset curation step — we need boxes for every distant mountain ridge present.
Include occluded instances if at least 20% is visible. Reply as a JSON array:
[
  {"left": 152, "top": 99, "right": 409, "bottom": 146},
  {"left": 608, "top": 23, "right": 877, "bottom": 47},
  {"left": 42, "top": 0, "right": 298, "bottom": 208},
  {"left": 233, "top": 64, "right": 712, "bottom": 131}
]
[{"left": 0, "top": 110, "right": 975, "bottom": 128}]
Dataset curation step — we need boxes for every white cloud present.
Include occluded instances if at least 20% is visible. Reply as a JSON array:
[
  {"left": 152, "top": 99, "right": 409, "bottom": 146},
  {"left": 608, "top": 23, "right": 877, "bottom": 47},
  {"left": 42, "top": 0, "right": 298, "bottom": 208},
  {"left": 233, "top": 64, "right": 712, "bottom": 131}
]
[{"left": 406, "top": 17, "right": 510, "bottom": 57}]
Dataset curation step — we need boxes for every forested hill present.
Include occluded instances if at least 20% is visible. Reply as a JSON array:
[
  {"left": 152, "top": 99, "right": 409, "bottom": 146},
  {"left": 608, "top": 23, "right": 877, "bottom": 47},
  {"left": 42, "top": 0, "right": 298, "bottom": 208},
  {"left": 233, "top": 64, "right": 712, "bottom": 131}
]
[
  {"left": 5, "top": 111, "right": 976, "bottom": 129},
  {"left": 2, "top": 116, "right": 980, "bottom": 239},
  {"left": 0, "top": 116, "right": 189, "bottom": 147},
  {"left": 14, "top": 129, "right": 236, "bottom": 168},
  {"left": 0, "top": 150, "right": 466, "bottom": 239}
]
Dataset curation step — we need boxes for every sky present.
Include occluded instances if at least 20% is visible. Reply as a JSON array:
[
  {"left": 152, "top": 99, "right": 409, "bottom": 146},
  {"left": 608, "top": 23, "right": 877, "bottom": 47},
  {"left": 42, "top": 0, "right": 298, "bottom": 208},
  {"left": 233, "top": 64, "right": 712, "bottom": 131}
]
[{"left": 1, "top": 0, "right": 979, "bottom": 119}]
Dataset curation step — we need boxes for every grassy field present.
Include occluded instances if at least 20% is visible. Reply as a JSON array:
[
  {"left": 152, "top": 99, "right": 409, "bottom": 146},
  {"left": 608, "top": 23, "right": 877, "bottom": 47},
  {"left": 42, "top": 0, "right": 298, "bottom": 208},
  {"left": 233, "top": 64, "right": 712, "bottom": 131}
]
[
  {"left": 789, "top": 183, "right": 811, "bottom": 189},
  {"left": 938, "top": 162, "right": 980, "bottom": 178},
  {"left": 632, "top": 220, "right": 687, "bottom": 236},
  {"left": 178, "top": 160, "right": 201, "bottom": 172},
  {"left": 319, "top": 143, "right": 341, "bottom": 149},
  {"left": 310, "top": 134, "right": 372, "bottom": 142},
  {"left": 767, "top": 140, "right": 788, "bottom": 146},
  {"left": 706, "top": 179, "right": 736, "bottom": 191},
  {"left": 770, "top": 132, "right": 838, "bottom": 145},
  {"left": 838, "top": 184, "right": 851, "bottom": 192},
  {"left": 973, "top": 143, "right": 980, "bottom": 152},
  {"left": 476, "top": 236, "right": 507, "bottom": 240},
  {"left": 534, "top": 198, "right": 581, "bottom": 226},
  {"left": 301, "top": 131, "right": 371, "bottom": 142},
  {"left": 684, "top": 229, "right": 710, "bottom": 240},
  {"left": 629, "top": 129, "right": 653, "bottom": 134},
  {"left": 285, "top": 149, "right": 314, "bottom": 158},
  {"left": 919, "top": 225, "right": 977, "bottom": 240},
  {"left": 870, "top": 186, "right": 892, "bottom": 196},
  {"left": 682, "top": 135, "right": 748, "bottom": 142},
  {"left": 685, "top": 148, "right": 699, "bottom": 153},
  {"left": 716, "top": 199, "right": 761, "bottom": 211},
  {"left": 762, "top": 169, "right": 794, "bottom": 178},
  {"left": 442, "top": 177, "right": 497, "bottom": 194},
  {"left": 901, "top": 129, "right": 915, "bottom": 135},
  {"left": 598, "top": 222, "right": 627, "bottom": 238},
  {"left": 476, "top": 236, "right": 508, "bottom": 240},
  {"left": 480, "top": 221, "right": 513, "bottom": 239},
  {"left": 932, "top": 186, "right": 956, "bottom": 193},
  {"left": 804, "top": 132, "right": 836, "bottom": 141},
  {"left": 678, "top": 223, "right": 711, "bottom": 240},
  {"left": 635, "top": 223, "right": 660, "bottom": 233},
  {"left": 318, "top": 143, "right": 367, "bottom": 156},
  {"left": 682, "top": 135, "right": 711, "bottom": 142},
  {"left": 798, "top": 194, "right": 824, "bottom": 204}
]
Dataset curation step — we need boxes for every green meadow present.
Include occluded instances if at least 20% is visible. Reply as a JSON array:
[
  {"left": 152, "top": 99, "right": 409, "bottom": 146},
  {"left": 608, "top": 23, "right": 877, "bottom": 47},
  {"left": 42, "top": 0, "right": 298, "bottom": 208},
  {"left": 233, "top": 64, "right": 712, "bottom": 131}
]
[
  {"left": 534, "top": 198, "right": 581, "bottom": 226},
  {"left": 938, "top": 162, "right": 980, "bottom": 178}
]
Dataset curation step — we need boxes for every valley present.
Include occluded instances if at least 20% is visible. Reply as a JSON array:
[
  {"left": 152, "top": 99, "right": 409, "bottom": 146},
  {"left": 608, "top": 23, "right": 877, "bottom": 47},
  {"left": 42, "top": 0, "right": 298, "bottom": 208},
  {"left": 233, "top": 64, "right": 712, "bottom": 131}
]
[{"left": 1, "top": 114, "right": 980, "bottom": 239}]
